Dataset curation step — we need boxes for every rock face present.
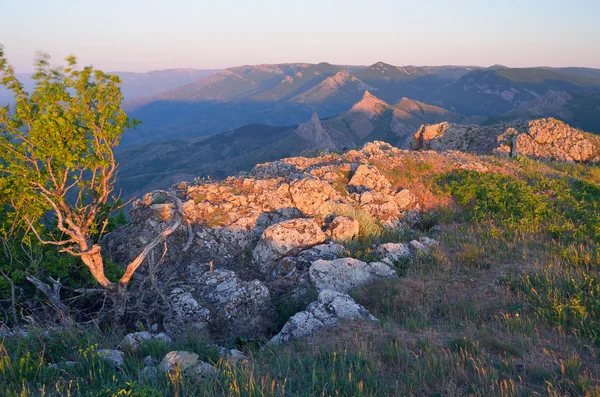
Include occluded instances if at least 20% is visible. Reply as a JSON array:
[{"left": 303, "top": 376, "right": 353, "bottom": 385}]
[
  {"left": 253, "top": 218, "right": 327, "bottom": 274},
  {"left": 309, "top": 258, "right": 397, "bottom": 292},
  {"left": 412, "top": 118, "right": 600, "bottom": 162},
  {"left": 270, "top": 289, "right": 378, "bottom": 344},
  {"left": 165, "top": 269, "right": 274, "bottom": 339}
]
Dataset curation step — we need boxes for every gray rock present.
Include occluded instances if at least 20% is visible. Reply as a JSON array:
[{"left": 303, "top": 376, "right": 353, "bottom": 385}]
[
  {"left": 143, "top": 355, "right": 158, "bottom": 367},
  {"left": 253, "top": 218, "right": 327, "bottom": 274},
  {"left": 158, "top": 351, "right": 199, "bottom": 372},
  {"left": 326, "top": 216, "right": 360, "bottom": 241},
  {"left": 187, "top": 361, "right": 218, "bottom": 380},
  {"left": 181, "top": 269, "right": 275, "bottom": 339},
  {"left": 119, "top": 332, "right": 152, "bottom": 351},
  {"left": 270, "top": 290, "right": 378, "bottom": 344},
  {"left": 376, "top": 242, "right": 412, "bottom": 265},
  {"left": 98, "top": 349, "right": 125, "bottom": 369},
  {"left": 309, "top": 258, "right": 397, "bottom": 292},
  {"left": 141, "top": 365, "right": 158, "bottom": 378}
]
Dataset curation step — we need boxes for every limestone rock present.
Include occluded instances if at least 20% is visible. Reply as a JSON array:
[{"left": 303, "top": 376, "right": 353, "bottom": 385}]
[
  {"left": 182, "top": 269, "right": 274, "bottom": 339},
  {"left": 376, "top": 242, "right": 412, "bottom": 265},
  {"left": 253, "top": 218, "right": 327, "bottom": 274},
  {"left": 347, "top": 164, "right": 392, "bottom": 193},
  {"left": 413, "top": 118, "right": 600, "bottom": 163},
  {"left": 98, "top": 349, "right": 125, "bottom": 369},
  {"left": 410, "top": 237, "right": 438, "bottom": 254},
  {"left": 326, "top": 216, "right": 360, "bottom": 241},
  {"left": 309, "top": 257, "right": 397, "bottom": 292},
  {"left": 158, "top": 351, "right": 200, "bottom": 372},
  {"left": 187, "top": 361, "right": 218, "bottom": 380},
  {"left": 270, "top": 289, "right": 378, "bottom": 344},
  {"left": 119, "top": 332, "right": 173, "bottom": 351}
]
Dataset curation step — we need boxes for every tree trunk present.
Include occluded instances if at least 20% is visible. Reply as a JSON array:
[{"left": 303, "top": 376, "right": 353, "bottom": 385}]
[{"left": 80, "top": 244, "right": 115, "bottom": 291}]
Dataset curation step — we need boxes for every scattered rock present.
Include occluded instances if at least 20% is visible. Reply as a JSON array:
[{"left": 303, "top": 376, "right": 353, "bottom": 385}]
[
  {"left": 309, "top": 258, "right": 397, "bottom": 292},
  {"left": 270, "top": 289, "right": 378, "bottom": 344},
  {"left": 347, "top": 164, "right": 392, "bottom": 193},
  {"left": 326, "top": 216, "right": 360, "bottom": 241},
  {"left": 187, "top": 361, "right": 218, "bottom": 380},
  {"left": 253, "top": 218, "right": 327, "bottom": 274},
  {"left": 141, "top": 365, "right": 158, "bottom": 378},
  {"left": 143, "top": 355, "right": 158, "bottom": 367},
  {"left": 120, "top": 332, "right": 172, "bottom": 351},
  {"left": 98, "top": 349, "right": 125, "bottom": 369},
  {"left": 376, "top": 243, "right": 411, "bottom": 265},
  {"left": 409, "top": 238, "right": 438, "bottom": 254},
  {"left": 217, "top": 347, "right": 249, "bottom": 364},
  {"left": 158, "top": 351, "right": 200, "bottom": 372}
]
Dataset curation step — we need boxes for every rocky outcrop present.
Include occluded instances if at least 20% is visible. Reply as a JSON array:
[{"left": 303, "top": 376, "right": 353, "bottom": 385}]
[
  {"left": 253, "top": 218, "right": 327, "bottom": 275},
  {"left": 103, "top": 141, "right": 503, "bottom": 343},
  {"left": 309, "top": 258, "right": 397, "bottom": 292},
  {"left": 164, "top": 268, "right": 274, "bottom": 339},
  {"left": 325, "top": 216, "right": 360, "bottom": 241},
  {"left": 412, "top": 118, "right": 600, "bottom": 162},
  {"left": 269, "top": 289, "right": 378, "bottom": 344}
]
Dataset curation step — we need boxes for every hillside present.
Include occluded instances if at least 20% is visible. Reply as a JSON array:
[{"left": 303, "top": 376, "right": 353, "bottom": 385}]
[
  {"left": 5, "top": 133, "right": 600, "bottom": 394},
  {"left": 123, "top": 63, "right": 485, "bottom": 146},
  {"left": 438, "top": 67, "right": 600, "bottom": 116},
  {"left": 116, "top": 91, "right": 480, "bottom": 197},
  {"left": 123, "top": 63, "right": 600, "bottom": 147}
]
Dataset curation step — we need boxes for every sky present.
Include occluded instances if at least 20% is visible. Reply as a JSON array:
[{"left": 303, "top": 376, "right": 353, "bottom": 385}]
[{"left": 2, "top": 0, "right": 599, "bottom": 72}]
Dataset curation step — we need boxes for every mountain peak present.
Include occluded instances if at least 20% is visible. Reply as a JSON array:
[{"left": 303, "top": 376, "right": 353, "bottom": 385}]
[{"left": 347, "top": 90, "right": 391, "bottom": 118}]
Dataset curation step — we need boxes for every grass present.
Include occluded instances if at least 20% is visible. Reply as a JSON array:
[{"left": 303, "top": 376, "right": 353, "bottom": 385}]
[{"left": 4, "top": 155, "right": 600, "bottom": 395}]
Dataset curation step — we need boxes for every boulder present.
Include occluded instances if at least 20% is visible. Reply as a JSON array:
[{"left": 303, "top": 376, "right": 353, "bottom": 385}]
[
  {"left": 165, "top": 288, "right": 211, "bottom": 334},
  {"left": 98, "top": 349, "right": 125, "bottom": 369},
  {"left": 326, "top": 216, "right": 360, "bottom": 241},
  {"left": 269, "top": 243, "right": 346, "bottom": 302},
  {"left": 376, "top": 243, "right": 412, "bottom": 265},
  {"left": 309, "top": 258, "right": 397, "bottom": 293},
  {"left": 252, "top": 218, "right": 327, "bottom": 274},
  {"left": 347, "top": 164, "right": 392, "bottom": 193},
  {"left": 187, "top": 361, "right": 218, "bottom": 380},
  {"left": 410, "top": 237, "right": 439, "bottom": 254},
  {"left": 119, "top": 332, "right": 173, "bottom": 351},
  {"left": 394, "top": 189, "right": 419, "bottom": 210},
  {"left": 158, "top": 351, "right": 200, "bottom": 372},
  {"left": 270, "top": 290, "right": 378, "bottom": 344},
  {"left": 191, "top": 269, "right": 274, "bottom": 339}
]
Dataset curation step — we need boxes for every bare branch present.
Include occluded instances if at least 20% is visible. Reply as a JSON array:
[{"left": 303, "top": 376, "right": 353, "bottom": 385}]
[{"left": 25, "top": 275, "right": 70, "bottom": 321}]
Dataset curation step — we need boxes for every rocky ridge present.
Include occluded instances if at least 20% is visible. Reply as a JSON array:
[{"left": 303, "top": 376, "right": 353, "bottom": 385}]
[
  {"left": 105, "top": 141, "right": 500, "bottom": 342},
  {"left": 412, "top": 118, "right": 600, "bottom": 162},
  {"left": 104, "top": 129, "right": 594, "bottom": 345}
]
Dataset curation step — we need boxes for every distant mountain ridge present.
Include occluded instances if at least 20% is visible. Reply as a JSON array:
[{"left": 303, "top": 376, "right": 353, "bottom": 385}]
[
  {"left": 124, "top": 62, "right": 600, "bottom": 147},
  {"left": 0, "top": 68, "right": 220, "bottom": 105},
  {"left": 115, "top": 90, "right": 479, "bottom": 197}
]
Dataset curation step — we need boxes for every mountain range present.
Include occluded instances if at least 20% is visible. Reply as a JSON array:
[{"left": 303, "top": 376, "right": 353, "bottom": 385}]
[
  {"left": 0, "top": 68, "right": 220, "bottom": 105},
  {"left": 124, "top": 62, "right": 600, "bottom": 147}
]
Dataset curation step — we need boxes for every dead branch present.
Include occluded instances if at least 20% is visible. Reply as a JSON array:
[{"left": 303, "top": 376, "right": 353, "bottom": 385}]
[{"left": 25, "top": 275, "right": 70, "bottom": 322}]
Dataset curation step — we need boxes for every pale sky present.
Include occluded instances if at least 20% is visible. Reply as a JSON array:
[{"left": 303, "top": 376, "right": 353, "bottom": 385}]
[{"left": 2, "top": 0, "right": 599, "bottom": 72}]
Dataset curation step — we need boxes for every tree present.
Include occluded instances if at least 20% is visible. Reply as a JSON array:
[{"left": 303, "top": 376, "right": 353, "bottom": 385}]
[{"left": 0, "top": 46, "right": 191, "bottom": 307}]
